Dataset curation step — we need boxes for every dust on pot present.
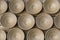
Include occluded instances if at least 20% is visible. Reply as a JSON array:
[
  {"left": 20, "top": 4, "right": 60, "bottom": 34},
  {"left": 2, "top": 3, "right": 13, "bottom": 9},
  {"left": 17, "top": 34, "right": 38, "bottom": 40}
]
[
  {"left": 18, "top": 12, "right": 35, "bottom": 30},
  {"left": 9, "top": 0, "right": 24, "bottom": 14},
  {"left": 7, "top": 27, "right": 25, "bottom": 40},
  {"left": 45, "top": 28, "right": 60, "bottom": 40},
  {"left": 26, "top": 0, "right": 42, "bottom": 15},
  {"left": 54, "top": 13, "right": 60, "bottom": 29},
  {"left": 43, "top": 0, "right": 60, "bottom": 14},
  {"left": 0, "top": 0, "right": 8, "bottom": 14},
  {"left": 0, "top": 30, "right": 6, "bottom": 40},
  {"left": 1, "top": 12, "right": 17, "bottom": 29},
  {"left": 36, "top": 13, "right": 53, "bottom": 30},
  {"left": 27, "top": 28, "right": 44, "bottom": 40}
]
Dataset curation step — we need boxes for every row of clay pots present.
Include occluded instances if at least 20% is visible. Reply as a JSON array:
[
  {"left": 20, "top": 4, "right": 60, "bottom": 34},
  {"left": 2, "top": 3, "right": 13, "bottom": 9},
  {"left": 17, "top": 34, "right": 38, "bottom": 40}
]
[
  {"left": 0, "top": 11, "right": 60, "bottom": 40},
  {"left": 0, "top": 0, "right": 60, "bottom": 40},
  {"left": 1, "top": 11, "right": 60, "bottom": 31},
  {"left": 0, "top": 27, "right": 60, "bottom": 40},
  {"left": 0, "top": 0, "right": 60, "bottom": 15}
]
